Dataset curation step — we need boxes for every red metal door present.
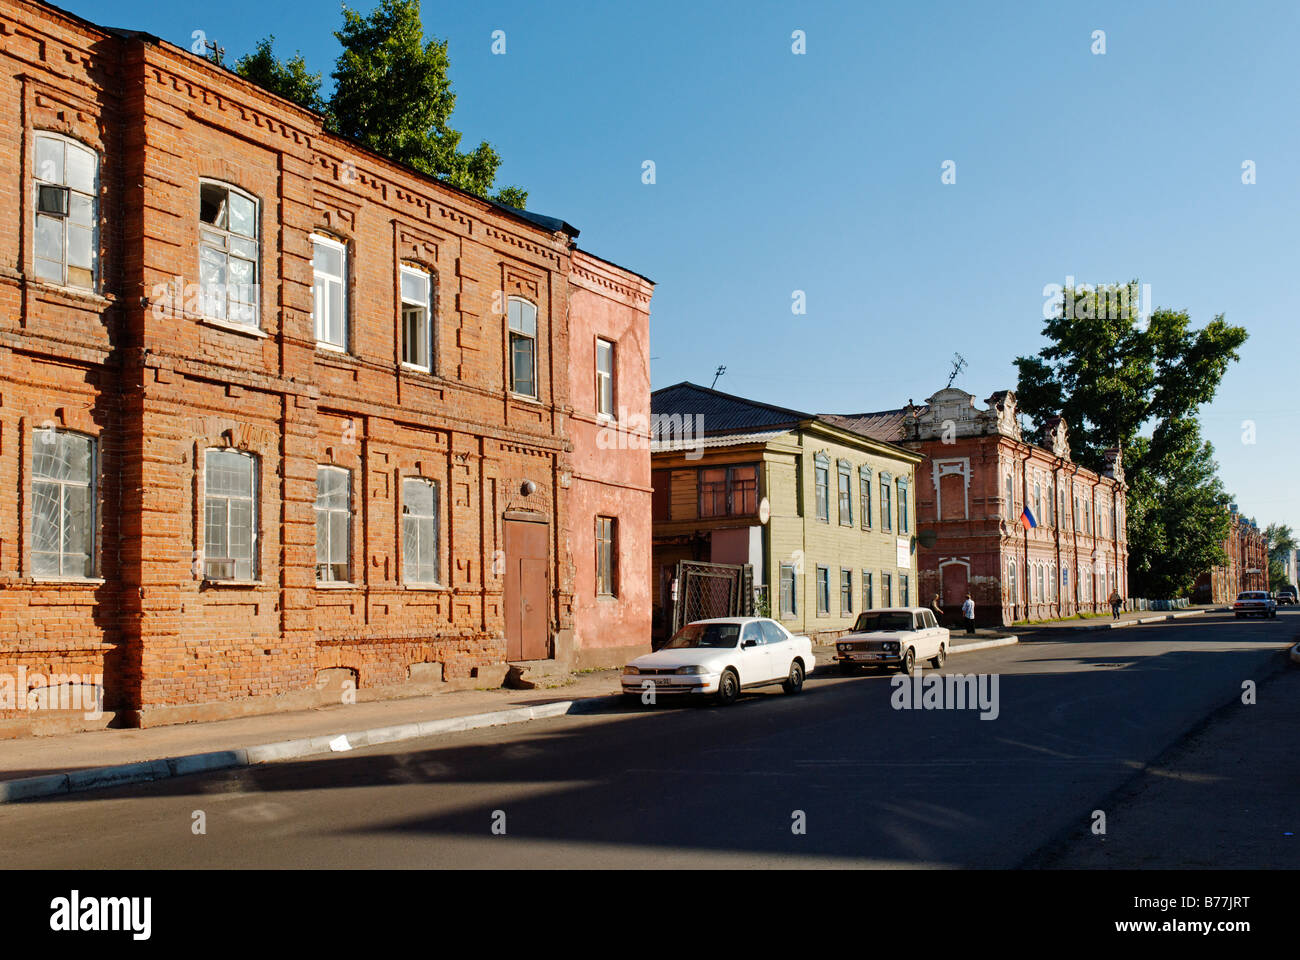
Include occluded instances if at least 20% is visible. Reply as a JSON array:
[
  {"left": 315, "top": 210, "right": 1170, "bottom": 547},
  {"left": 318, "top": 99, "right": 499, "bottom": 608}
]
[{"left": 504, "top": 519, "right": 550, "bottom": 661}]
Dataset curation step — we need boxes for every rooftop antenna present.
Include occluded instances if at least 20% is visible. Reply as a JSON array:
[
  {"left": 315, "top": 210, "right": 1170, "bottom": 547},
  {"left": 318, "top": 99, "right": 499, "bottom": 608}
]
[
  {"left": 710, "top": 364, "right": 726, "bottom": 390},
  {"left": 946, "top": 352, "right": 968, "bottom": 389},
  {"left": 202, "top": 39, "right": 226, "bottom": 65}
]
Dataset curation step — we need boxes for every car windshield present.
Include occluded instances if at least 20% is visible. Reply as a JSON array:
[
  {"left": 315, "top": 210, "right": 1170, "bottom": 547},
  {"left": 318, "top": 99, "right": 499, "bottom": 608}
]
[
  {"left": 851, "top": 611, "right": 914, "bottom": 632},
  {"left": 664, "top": 622, "right": 741, "bottom": 649}
]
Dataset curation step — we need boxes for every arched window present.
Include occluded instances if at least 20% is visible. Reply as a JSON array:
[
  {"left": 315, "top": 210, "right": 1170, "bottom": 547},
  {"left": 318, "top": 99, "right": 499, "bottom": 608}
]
[
  {"left": 199, "top": 180, "right": 260, "bottom": 326},
  {"left": 508, "top": 296, "right": 537, "bottom": 397},
  {"left": 33, "top": 133, "right": 99, "bottom": 290}
]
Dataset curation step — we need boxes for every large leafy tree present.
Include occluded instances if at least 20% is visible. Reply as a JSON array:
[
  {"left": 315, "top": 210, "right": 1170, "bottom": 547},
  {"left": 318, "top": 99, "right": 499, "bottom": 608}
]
[
  {"left": 1263, "top": 522, "right": 1296, "bottom": 590},
  {"left": 233, "top": 38, "right": 329, "bottom": 116},
  {"left": 226, "top": 0, "right": 526, "bottom": 207},
  {"left": 1014, "top": 283, "right": 1248, "bottom": 598}
]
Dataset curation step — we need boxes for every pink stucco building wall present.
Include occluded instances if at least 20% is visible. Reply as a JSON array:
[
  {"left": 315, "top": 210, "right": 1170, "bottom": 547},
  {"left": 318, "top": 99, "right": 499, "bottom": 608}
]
[{"left": 566, "top": 250, "right": 654, "bottom": 668}]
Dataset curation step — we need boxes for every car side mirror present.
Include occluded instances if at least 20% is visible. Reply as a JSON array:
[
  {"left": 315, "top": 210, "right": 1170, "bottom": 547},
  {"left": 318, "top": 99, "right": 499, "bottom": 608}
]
[{"left": 742, "top": 639, "right": 757, "bottom": 648}]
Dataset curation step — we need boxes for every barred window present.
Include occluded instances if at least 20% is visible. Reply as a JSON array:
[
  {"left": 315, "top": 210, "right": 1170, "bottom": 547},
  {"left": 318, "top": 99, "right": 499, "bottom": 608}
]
[{"left": 31, "top": 430, "right": 95, "bottom": 578}]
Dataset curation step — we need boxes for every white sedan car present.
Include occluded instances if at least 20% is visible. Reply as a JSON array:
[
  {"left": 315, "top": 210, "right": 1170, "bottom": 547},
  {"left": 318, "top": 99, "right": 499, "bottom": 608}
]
[
  {"left": 622, "top": 617, "right": 815, "bottom": 706},
  {"left": 833, "top": 607, "right": 949, "bottom": 675}
]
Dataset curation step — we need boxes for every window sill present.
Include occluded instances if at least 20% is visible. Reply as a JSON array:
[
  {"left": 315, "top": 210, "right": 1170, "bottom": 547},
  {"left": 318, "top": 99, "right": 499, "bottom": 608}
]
[
  {"left": 201, "top": 579, "right": 262, "bottom": 588},
  {"left": 401, "top": 362, "right": 434, "bottom": 375},
  {"left": 29, "top": 576, "right": 105, "bottom": 585},
  {"left": 402, "top": 583, "right": 447, "bottom": 591},
  {"left": 596, "top": 593, "right": 619, "bottom": 602},
  {"left": 27, "top": 278, "right": 110, "bottom": 304},
  {"left": 316, "top": 341, "right": 349, "bottom": 354},
  {"left": 510, "top": 392, "right": 542, "bottom": 405},
  {"left": 198, "top": 317, "right": 268, "bottom": 339},
  {"left": 315, "top": 581, "right": 358, "bottom": 589}
]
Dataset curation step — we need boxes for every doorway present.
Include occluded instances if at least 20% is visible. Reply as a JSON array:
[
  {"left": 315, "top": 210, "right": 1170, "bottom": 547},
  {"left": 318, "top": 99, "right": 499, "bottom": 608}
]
[{"left": 504, "top": 518, "right": 550, "bottom": 661}]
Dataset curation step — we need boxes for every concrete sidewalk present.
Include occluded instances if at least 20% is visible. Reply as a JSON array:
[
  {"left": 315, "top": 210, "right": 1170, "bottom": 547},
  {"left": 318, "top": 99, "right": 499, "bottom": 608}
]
[
  {"left": 0, "top": 669, "right": 626, "bottom": 803},
  {"left": 0, "top": 632, "right": 1023, "bottom": 805}
]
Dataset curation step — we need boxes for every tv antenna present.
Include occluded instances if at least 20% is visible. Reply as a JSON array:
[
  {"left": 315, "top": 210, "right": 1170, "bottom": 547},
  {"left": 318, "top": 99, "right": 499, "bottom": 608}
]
[
  {"left": 946, "top": 352, "right": 967, "bottom": 389},
  {"left": 710, "top": 365, "right": 726, "bottom": 389}
]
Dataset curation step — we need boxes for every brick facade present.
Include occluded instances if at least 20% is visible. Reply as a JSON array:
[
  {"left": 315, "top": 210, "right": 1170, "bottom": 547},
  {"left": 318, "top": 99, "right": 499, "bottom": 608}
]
[
  {"left": 896, "top": 388, "right": 1128, "bottom": 627},
  {"left": 0, "top": 1, "right": 650, "bottom": 733},
  {"left": 1194, "top": 511, "right": 1268, "bottom": 603}
]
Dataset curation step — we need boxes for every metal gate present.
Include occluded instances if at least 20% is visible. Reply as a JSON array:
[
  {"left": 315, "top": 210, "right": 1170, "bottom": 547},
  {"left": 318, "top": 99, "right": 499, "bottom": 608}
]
[{"left": 670, "top": 560, "right": 754, "bottom": 634}]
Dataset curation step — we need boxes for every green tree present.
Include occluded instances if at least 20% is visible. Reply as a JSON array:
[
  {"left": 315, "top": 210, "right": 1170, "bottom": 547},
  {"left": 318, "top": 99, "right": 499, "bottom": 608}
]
[
  {"left": 235, "top": 1, "right": 526, "bottom": 207},
  {"left": 1014, "top": 283, "right": 1248, "bottom": 598},
  {"left": 1263, "top": 522, "right": 1296, "bottom": 590},
  {"left": 330, "top": 0, "right": 526, "bottom": 206},
  {"left": 233, "top": 37, "right": 329, "bottom": 116}
]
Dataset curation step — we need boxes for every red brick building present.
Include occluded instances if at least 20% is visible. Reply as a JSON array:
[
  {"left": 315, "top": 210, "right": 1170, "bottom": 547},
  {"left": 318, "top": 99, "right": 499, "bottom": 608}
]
[
  {"left": 1193, "top": 509, "right": 1268, "bottom": 603},
  {"left": 828, "top": 387, "right": 1128, "bottom": 626},
  {"left": 0, "top": 0, "right": 651, "bottom": 733}
]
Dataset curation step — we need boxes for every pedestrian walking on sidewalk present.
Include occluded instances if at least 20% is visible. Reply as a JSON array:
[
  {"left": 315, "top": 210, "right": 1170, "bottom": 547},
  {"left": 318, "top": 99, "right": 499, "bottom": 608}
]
[
  {"left": 961, "top": 594, "right": 976, "bottom": 635},
  {"left": 1109, "top": 589, "right": 1123, "bottom": 620},
  {"left": 930, "top": 593, "right": 945, "bottom": 627}
]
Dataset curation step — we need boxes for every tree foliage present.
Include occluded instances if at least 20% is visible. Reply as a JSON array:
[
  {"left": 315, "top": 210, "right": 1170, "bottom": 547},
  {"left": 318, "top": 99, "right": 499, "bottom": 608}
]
[
  {"left": 233, "top": 37, "right": 329, "bottom": 116},
  {"left": 228, "top": 1, "right": 526, "bottom": 207},
  {"left": 1014, "top": 283, "right": 1248, "bottom": 598},
  {"left": 1264, "top": 522, "right": 1296, "bottom": 590}
]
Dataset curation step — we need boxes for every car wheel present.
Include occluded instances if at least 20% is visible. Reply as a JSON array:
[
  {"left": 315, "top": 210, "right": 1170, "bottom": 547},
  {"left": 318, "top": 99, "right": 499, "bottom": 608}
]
[
  {"left": 901, "top": 647, "right": 916, "bottom": 676},
  {"left": 715, "top": 668, "right": 740, "bottom": 706},
  {"left": 930, "top": 644, "right": 946, "bottom": 669},
  {"left": 782, "top": 660, "right": 805, "bottom": 694}
]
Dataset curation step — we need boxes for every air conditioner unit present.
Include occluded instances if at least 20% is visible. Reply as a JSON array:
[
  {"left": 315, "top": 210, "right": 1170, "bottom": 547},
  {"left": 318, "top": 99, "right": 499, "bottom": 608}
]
[
  {"left": 205, "top": 558, "right": 235, "bottom": 580},
  {"left": 37, "top": 184, "right": 70, "bottom": 216}
]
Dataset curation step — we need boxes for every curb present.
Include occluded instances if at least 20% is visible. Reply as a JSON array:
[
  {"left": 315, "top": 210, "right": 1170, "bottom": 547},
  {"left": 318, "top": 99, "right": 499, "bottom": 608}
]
[
  {"left": 1013, "top": 609, "right": 1208, "bottom": 635},
  {"left": 0, "top": 693, "right": 623, "bottom": 805},
  {"left": 949, "top": 636, "right": 1019, "bottom": 654}
]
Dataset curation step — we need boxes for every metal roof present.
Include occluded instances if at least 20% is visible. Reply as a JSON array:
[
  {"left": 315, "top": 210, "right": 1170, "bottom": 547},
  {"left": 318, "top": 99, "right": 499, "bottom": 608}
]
[
  {"left": 819, "top": 408, "right": 925, "bottom": 444},
  {"left": 651, "top": 382, "right": 811, "bottom": 435}
]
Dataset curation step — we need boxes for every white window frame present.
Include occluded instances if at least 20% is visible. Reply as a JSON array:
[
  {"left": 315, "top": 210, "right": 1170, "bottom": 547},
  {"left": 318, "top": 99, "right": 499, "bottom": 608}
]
[
  {"left": 312, "top": 233, "right": 348, "bottom": 351},
  {"left": 315, "top": 465, "right": 352, "bottom": 584},
  {"left": 595, "top": 337, "right": 615, "bottom": 419},
  {"left": 31, "top": 428, "right": 97, "bottom": 579},
  {"left": 203, "top": 448, "right": 259, "bottom": 581},
  {"left": 508, "top": 296, "right": 538, "bottom": 398},
  {"left": 402, "top": 477, "right": 440, "bottom": 584},
  {"left": 198, "top": 180, "right": 260, "bottom": 327},
  {"left": 400, "top": 264, "right": 433, "bottom": 372},
  {"left": 32, "top": 132, "right": 99, "bottom": 291}
]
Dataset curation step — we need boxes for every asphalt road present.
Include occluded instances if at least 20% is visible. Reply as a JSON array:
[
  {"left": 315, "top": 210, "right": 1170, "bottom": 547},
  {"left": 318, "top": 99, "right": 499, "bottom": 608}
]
[{"left": 1, "top": 610, "right": 1294, "bottom": 869}]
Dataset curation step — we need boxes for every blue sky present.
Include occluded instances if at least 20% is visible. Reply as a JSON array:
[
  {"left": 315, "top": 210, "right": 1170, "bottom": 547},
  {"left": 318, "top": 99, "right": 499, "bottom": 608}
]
[{"left": 72, "top": 0, "right": 1300, "bottom": 538}]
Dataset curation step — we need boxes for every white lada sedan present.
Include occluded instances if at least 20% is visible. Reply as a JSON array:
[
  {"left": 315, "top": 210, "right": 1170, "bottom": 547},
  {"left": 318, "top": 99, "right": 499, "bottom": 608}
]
[
  {"left": 622, "top": 617, "right": 815, "bottom": 706},
  {"left": 833, "top": 607, "right": 949, "bottom": 675}
]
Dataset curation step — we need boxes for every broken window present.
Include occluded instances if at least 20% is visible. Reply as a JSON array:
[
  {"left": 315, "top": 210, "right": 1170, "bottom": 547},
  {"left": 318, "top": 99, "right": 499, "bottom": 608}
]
[
  {"left": 33, "top": 133, "right": 98, "bottom": 290},
  {"left": 199, "top": 181, "right": 259, "bottom": 325},
  {"left": 32, "top": 430, "right": 95, "bottom": 577}
]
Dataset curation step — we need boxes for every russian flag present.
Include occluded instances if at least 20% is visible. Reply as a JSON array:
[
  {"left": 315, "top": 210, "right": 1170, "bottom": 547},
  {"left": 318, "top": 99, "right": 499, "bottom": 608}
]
[{"left": 1020, "top": 506, "right": 1038, "bottom": 530}]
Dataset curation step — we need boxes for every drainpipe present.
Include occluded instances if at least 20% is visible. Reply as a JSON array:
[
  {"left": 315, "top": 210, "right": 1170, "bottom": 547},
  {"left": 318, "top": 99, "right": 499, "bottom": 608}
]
[
  {"left": 1070, "top": 464, "right": 1081, "bottom": 613},
  {"left": 1053, "top": 459, "right": 1064, "bottom": 617},
  {"left": 1020, "top": 443, "right": 1032, "bottom": 620}
]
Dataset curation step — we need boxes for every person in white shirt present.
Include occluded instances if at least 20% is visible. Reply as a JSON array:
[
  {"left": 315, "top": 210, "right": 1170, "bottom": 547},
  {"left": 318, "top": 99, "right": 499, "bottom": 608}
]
[{"left": 960, "top": 594, "right": 975, "bottom": 635}]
